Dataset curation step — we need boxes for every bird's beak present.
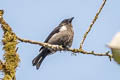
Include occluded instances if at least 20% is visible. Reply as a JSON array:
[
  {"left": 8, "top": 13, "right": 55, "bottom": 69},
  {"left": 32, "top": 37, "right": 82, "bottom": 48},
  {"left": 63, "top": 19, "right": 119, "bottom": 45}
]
[{"left": 68, "top": 17, "right": 74, "bottom": 23}]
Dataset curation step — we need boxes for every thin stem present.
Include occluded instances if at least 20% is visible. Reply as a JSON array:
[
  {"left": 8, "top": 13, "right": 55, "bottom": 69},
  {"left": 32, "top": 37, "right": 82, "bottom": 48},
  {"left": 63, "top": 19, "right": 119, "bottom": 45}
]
[{"left": 80, "top": 0, "right": 107, "bottom": 49}]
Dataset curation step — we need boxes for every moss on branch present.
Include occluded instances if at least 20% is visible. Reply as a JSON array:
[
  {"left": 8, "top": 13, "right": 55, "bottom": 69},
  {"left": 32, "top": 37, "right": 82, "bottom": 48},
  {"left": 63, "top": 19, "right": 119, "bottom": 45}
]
[{"left": 0, "top": 10, "right": 20, "bottom": 80}]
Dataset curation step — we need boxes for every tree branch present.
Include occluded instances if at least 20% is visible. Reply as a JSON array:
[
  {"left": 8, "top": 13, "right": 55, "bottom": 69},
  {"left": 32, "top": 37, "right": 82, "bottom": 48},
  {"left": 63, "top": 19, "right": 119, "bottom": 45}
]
[
  {"left": 0, "top": 10, "right": 20, "bottom": 80},
  {"left": 17, "top": 37, "right": 112, "bottom": 60},
  {"left": 80, "top": 0, "right": 107, "bottom": 49}
]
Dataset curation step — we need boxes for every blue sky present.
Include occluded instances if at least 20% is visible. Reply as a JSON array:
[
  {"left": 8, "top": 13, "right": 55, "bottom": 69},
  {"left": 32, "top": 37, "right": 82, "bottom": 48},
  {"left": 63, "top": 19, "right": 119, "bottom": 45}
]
[{"left": 0, "top": 0, "right": 120, "bottom": 80}]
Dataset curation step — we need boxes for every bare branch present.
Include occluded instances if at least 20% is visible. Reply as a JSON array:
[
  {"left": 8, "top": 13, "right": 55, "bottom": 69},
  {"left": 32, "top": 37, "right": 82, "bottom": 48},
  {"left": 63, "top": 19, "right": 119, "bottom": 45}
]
[
  {"left": 17, "top": 37, "right": 112, "bottom": 60},
  {"left": 80, "top": 0, "right": 107, "bottom": 49},
  {"left": 17, "top": 37, "right": 64, "bottom": 51}
]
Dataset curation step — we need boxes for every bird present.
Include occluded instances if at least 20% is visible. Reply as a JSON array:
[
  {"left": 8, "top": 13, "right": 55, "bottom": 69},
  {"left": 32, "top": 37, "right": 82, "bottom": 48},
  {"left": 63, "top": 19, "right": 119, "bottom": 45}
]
[{"left": 32, "top": 17, "right": 74, "bottom": 69}]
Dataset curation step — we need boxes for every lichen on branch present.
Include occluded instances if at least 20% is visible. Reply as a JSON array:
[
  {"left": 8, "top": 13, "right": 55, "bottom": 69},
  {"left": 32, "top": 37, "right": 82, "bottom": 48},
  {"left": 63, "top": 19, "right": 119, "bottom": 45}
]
[{"left": 0, "top": 10, "right": 20, "bottom": 80}]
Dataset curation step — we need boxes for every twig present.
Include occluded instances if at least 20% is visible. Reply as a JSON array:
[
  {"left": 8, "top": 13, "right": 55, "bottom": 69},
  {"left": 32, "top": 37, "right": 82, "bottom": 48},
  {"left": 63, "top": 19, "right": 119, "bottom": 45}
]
[
  {"left": 80, "top": 0, "right": 107, "bottom": 49},
  {"left": 17, "top": 37, "right": 64, "bottom": 51},
  {"left": 17, "top": 37, "right": 112, "bottom": 60}
]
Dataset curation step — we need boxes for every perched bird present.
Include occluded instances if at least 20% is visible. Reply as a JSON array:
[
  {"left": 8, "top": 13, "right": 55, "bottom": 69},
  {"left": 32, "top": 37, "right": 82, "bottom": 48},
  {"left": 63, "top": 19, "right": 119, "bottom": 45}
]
[{"left": 32, "top": 17, "right": 74, "bottom": 69}]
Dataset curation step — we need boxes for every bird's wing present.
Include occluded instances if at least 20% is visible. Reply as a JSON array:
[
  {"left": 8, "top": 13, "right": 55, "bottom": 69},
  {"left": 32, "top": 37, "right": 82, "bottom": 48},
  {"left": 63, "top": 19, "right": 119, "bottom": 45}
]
[
  {"left": 44, "top": 26, "right": 60, "bottom": 42},
  {"left": 47, "top": 30, "right": 73, "bottom": 47},
  {"left": 39, "top": 26, "right": 60, "bottom": 51}
]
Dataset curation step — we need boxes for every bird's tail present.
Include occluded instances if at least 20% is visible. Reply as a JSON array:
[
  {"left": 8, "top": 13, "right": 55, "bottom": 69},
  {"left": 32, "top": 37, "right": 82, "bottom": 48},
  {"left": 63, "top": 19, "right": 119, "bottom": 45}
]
[{"left": 32, "top": 49, "right": 50, "bottom": 69}]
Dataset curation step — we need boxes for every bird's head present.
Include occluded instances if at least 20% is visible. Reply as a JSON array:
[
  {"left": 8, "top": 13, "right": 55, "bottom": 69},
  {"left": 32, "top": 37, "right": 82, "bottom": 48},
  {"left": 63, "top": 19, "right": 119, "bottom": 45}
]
[{"left": 60, "top": 17, "right": 74, "bottom": 26}]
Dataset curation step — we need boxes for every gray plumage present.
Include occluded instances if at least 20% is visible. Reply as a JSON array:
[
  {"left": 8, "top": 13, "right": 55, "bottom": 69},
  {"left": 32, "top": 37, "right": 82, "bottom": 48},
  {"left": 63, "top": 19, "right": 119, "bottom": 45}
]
[{"left": 32, "top": 17, "right": 74, "bottom": 69}]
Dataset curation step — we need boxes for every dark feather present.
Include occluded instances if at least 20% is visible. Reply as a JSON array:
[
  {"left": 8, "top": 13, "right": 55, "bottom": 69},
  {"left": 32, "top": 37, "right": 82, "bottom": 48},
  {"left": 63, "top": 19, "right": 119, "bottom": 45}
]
[
  {"left": 44, "top": 26, "right": 60, "bottom": 42},
  {"left": 32, "top": 48, "right": 50, "bottom": 69},
  {"left": 32, "top": 17, "right": 74, "bottom": 69}
]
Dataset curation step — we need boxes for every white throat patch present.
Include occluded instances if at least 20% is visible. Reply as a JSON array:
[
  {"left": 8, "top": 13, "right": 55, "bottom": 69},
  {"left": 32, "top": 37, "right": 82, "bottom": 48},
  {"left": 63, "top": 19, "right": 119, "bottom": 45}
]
[{"left": 59, "top": 26, "right": 67, "bottom": 32}]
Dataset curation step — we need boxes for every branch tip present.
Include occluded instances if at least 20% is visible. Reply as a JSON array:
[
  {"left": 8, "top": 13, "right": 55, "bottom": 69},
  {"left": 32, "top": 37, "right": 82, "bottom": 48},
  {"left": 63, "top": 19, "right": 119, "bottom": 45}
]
[{"left": 80, "top": 0, "right": 107, "bottom": 49}]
